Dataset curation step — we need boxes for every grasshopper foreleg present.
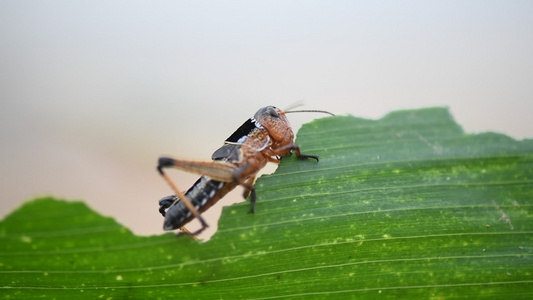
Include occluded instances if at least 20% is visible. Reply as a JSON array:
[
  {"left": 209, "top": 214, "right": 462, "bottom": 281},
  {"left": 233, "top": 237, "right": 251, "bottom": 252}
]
[{"left": 273, "top": 144, "right": 320, "bottom": 162}]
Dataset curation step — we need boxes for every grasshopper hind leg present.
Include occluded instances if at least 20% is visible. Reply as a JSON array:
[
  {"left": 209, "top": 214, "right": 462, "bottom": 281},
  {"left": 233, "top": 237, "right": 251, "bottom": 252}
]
[{"left": 157, "top": 158, "right": 209, "bottom": 235}]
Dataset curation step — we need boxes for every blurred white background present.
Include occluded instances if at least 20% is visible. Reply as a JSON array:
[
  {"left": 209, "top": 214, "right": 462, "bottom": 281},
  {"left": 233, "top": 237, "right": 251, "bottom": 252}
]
[{"left": 1, "top": 1, "right": 532, "bottom": 239}]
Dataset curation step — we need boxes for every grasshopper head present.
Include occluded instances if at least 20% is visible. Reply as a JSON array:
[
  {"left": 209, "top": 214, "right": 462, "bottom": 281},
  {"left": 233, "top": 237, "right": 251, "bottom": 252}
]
[{"left": 253, "top": 106, "right": 294, "bottom": 146}]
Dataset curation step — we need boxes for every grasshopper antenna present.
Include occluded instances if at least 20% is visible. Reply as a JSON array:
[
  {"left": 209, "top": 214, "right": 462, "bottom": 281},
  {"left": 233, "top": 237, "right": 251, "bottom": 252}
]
[
  {"left": 283, "top": 100, "right": 305, "bottom": 111},
  {"left": 283, "top": 100, "right": 335, "bottom": 116},
  {"left": 285, "top": 109, "right": 335, "bottom": 116}
]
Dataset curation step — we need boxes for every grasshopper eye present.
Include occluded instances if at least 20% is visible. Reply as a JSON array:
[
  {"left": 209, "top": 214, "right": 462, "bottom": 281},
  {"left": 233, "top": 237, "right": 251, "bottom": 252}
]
[{"left": 267, "top": 107, "right": 280, "bottom": 118}]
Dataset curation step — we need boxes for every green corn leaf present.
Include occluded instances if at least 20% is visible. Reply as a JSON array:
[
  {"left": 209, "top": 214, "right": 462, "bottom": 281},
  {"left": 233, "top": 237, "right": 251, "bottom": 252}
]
[{"left": 1, "top": 107, "right": 532, "bottom": 299}]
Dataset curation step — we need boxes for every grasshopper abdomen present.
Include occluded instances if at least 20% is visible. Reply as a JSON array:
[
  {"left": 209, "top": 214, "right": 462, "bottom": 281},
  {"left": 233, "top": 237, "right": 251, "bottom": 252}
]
[{"left": 159, "top": 177, "right": 231, "bottom": 230}]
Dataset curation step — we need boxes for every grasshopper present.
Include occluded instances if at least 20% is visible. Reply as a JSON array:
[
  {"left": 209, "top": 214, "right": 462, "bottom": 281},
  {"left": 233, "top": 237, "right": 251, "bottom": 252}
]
[{"left": 157, "top": 106, "right": 333, "bottom": 235}]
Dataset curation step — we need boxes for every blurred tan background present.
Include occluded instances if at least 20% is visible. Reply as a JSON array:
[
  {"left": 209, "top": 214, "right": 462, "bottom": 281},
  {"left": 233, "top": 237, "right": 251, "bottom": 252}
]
[{"left": 1, "top": 1, "right": 532, "bottom": 239}]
